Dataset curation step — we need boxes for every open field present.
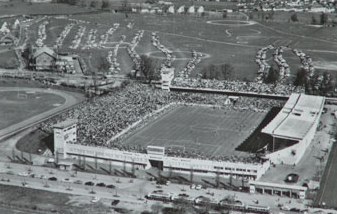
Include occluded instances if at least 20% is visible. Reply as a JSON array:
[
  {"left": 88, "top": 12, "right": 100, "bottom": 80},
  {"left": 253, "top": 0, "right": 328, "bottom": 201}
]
[
  {"left": 0, "top": 87, "right": 84, "bottom": 140},
  {"left": 0, "top": 184, "right": 112, "bottom": 214},
  {"left": 0, "top": 90, "right": 65, "bottom": 130},
  {"left": 123, "top": 105, "right": 267, "bottom": 157},
  {"left": 23, "top": 11, "right": 337, "bottom": 81},
  {"left": 0, "top": 49, "right": 18, "bottom": 69}
]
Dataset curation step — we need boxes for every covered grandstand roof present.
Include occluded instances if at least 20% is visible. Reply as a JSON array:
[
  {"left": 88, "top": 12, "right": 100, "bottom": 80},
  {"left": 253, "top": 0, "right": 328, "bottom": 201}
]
[{"left": 262, "top": 93, "right": 324, "bottom": 140}]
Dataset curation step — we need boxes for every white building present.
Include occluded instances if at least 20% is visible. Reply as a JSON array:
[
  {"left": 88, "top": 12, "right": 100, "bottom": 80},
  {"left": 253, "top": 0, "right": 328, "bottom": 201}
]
[
  {"left": 188, "top": 5, "right": 195, "bottom": 14},
  {"left": 177, "top": 5, "right": 185, "bottom": 13},
  {"left": 262, "top": 93, "right": 324, "bottom": 165},
  {"left": 167, "top": 5, "right": 175, "bottom": 14},
  {"left": 160, "top": 66, "right": 174, "bottom": 91},
  {"left": 197, "top": 6, "right": 205, "bottom": 14},
  {"left": 53, "top": 120, "right": 77, "bottom": 158},
  {"left": 0, "top": 22, "right": 10, "bottom": 34}
]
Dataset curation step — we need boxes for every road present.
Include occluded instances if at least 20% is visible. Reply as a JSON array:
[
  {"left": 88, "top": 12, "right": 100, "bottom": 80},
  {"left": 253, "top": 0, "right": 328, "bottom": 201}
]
[{"left": 0, "top": 162, "right": 310, "bottom": 213}]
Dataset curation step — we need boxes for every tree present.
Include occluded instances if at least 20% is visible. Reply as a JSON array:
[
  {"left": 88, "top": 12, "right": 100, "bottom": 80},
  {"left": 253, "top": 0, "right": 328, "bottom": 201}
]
[
  {"left": 101, "top": 0, "right": 109, "bottom": 10},
  {"left": 294, "top": 68, "right": 307, "bottom": 87},
  {"left": 139, "top": 55, "right": 160, "bottom": 82},
  {"left": 264, "top": 66, "right": 279, "bottom": 84},
  {"left": 311, "top": 15, "right": 317, "bottom": 25},
  {"left": 290, "top": 13, "right": 298, "bottom": 22},
  {"left": 220, "top": 63, "right": 234, "bottom": 80},
  {"left": 320, "top": 12, "right": 328, "bottom": 25},
  {"left": 97, "top": 55, "right": 110, "bottom": 73}
]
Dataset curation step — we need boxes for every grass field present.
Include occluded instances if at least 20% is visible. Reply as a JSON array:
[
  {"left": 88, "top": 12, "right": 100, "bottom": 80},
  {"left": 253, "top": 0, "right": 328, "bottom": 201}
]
[
  {"left": 0, "top": 184, "right": 112, "bottom": 214},
  {"left": 0, "top": 49, "right": 18, "bottom": 69},
  {"left": 0, "top": 90, "right": 65, "bottom": 130},
  {"left": 123, "top": 105, "right": 267, "bottom": 157}
]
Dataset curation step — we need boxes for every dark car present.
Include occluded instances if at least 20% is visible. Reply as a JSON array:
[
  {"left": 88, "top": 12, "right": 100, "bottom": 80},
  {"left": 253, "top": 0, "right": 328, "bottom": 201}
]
[
  {"left": 85, "top": 181, "right": 95, "bottom": 186},
  {"left": 96, "top": 182, "right": 106, "bottom": 187},
  {"left": 48, "top": 177, "right": 57, "bottom": 181},
  {"left": 285, "top": 173, "right": 299, "bottom": 183},
  {"left": 74, "top": 180, "right": 83, "bottom": 184},
  {"left": 111, "top": 200, "right": 120, "bottom": 206},
  {"left": 106, "top": 184, "right": 115, "bottom": 189}
]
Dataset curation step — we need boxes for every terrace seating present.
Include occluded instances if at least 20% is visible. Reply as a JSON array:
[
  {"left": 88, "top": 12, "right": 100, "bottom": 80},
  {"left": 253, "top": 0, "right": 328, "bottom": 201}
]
[{"left": 39, "top": 83, "right": 284, "bottom": 164}]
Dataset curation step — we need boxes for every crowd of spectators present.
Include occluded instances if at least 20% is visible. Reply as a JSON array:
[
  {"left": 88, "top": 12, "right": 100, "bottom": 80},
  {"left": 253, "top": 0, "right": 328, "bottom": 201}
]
[
  {"left": 39, "top": 83, "right": 284, "bottom": 164},
  {"left": 172, "top": 77, "right": 304, "bottom": 96},
  {"left": 177, "top": 50, "right": 203, "bottom": 78},
  {"left": 151, "top": 32, "right": 175, "bottom": 68}
]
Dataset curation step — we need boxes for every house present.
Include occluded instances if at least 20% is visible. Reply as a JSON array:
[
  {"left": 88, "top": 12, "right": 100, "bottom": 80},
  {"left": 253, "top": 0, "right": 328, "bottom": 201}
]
[
  {"left": 167, "top": 5, "right": 175, "bottom": 13},
  {"left": 188, "top": 5, "right": 195, "bottom": 14},
  {"left": 0, "top": 22, "right": 10, "bottom": 34},
  {"left": 32, "top": 46, "right": 57, "bottom": 71},
  {"left": 197, "top": 6, "right": 205, "bottom": 14},
  {"left": 177, "top": 5, "right": 185, "bottom": 13}
]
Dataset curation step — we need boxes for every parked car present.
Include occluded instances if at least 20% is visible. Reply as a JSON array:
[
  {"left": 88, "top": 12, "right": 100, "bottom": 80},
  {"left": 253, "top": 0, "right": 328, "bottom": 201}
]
[
  {"left": 111, "top": 200, "right": 120, "bottom": 206},
  {"left": 48, "top": 177, "right": 57, "bottom": 181},
  {"left": 85, "top": 181, "right": 95, "bottom": 186}
]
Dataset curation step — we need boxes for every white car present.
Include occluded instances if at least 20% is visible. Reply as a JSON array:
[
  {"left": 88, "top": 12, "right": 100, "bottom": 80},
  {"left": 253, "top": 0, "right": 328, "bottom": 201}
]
[
  {"left": 91, "top": 197, "right": 100, "bottom": 203},
  {"left": 195, "top": 185, "right": 202, "bottom": 190},
  {"left": 18, "top": 172, "right": 30, "bottom": 177}
]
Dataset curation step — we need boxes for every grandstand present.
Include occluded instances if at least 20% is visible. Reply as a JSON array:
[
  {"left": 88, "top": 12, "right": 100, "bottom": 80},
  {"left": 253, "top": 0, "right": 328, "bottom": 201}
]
[{"left": 261, "top": 93, "right": 325, "bottom": 165}]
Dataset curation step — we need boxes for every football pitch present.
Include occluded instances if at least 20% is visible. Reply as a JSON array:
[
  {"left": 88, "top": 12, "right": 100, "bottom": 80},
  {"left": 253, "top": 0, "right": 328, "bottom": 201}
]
[{"left": 123, "top": 105, "right": 267, "bottom": 157}]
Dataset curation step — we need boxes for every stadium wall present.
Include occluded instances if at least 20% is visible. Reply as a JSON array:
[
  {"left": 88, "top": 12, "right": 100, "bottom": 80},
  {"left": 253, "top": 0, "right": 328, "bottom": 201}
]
[
  {"left": 266, "top": 106, "right": 323, "bottom": 165},
  {"left": 63, "top": 143, "right": 270, "bottom": 180}
]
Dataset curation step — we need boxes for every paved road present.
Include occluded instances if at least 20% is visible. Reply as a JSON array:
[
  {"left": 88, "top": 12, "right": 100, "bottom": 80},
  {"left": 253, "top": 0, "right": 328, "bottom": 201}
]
[{"left": 0, "top": 162, "right": 309, "bottom": 213}]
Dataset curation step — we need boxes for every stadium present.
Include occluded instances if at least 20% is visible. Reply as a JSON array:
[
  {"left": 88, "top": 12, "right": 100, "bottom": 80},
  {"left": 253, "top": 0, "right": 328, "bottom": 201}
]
[{"left": 50, "top": 83, "right": 324, "bottom": 187}]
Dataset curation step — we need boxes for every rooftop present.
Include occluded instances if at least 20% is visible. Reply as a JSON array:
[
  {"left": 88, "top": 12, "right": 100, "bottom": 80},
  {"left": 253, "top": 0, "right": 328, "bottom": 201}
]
[
  {"left": 53, "top": 119, "right": 77, "bottom": 129},
  {"left": 262, "top": 93, "right": 325, "bottom": 140}
]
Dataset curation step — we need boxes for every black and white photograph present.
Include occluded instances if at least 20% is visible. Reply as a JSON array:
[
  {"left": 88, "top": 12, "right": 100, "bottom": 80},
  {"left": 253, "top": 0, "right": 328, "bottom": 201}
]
[{"left": 0, "top": 0, "right": 336, "bottom": 213}]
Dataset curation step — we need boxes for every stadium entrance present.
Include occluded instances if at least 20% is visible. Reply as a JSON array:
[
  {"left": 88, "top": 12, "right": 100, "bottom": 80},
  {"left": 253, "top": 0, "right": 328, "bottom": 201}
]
[
  {"left": 149, "top": 159, "right": 164, "bottom": 170},
  {"left": 147, "top": 146, "right": 165, "bottom": 170}
]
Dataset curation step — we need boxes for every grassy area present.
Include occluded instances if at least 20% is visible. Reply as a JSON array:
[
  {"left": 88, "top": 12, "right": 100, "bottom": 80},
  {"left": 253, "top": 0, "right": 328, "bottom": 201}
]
[
  {"left": 16, "top": 129, "right": 53, "bottom": 155},
  {"left": 0, "top": 184, "right": 112, "bottom": 214},
  {"left": 0, "top": 49, "right": 19, "bottom": 69},
  {"left": 23, "top": 11, "right": 337, "bottom": 81},
  {"left": 0, "top": 90, "right": 65, "bottom": 130}
]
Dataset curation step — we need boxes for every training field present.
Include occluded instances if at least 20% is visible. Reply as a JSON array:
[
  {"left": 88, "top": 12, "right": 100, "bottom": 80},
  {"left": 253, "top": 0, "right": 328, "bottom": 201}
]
[
  {"left": 0, "top": 88, "right": 83, "bottom": 139},
  {"left": 123, "top": 105, "right": 267, "bottom": 157}
]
